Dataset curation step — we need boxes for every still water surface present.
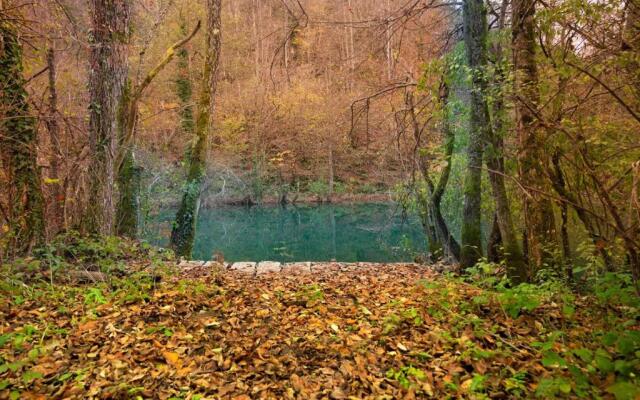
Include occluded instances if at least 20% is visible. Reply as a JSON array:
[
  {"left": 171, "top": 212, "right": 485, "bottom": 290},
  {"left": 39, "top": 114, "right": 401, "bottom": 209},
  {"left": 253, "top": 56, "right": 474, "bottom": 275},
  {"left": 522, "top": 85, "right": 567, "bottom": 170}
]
[{"left": 145, "top": 203, "right": 426, "bottom": 262}]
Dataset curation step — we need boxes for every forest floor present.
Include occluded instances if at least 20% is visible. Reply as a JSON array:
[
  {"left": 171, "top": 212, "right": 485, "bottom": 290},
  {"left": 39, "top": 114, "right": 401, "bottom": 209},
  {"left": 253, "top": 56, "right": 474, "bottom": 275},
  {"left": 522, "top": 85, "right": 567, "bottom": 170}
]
[{"left": 0, "top": 237, "right": 639, "bottom": 399}]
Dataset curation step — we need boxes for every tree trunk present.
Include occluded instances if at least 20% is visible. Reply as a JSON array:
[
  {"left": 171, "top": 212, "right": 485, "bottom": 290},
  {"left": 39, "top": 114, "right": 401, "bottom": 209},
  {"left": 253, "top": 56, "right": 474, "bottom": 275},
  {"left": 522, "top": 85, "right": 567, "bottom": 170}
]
[
  {"left": 431, "top": 81, "right": 461, "bottom": 261},
  {"left": 328, "top": 145, "right": 334, "bottom": 201},
  {"left": 486, "top": 46, "right": 527, "bottom": 282},
  {"left": 487, "top": 213, "right": 502, "bottom": 263},
  {"left": 512, "top": 0, "right": 557, "bottom": 271},
  {"left": 115, "top": 146, "right": 141, "bottom": 238},
  {"left": 419, "top": 192, "right": 442, "bottom": 260},
  {"left": 546, "top": 160, "right": 614, "bottom": 272},
  {"left": 407, "top": 88, "right": 460, "bottom": 262},
  {"left": 45, "top": 45, "right": 64, "bottom": 237},
  {"left": 385, "top": 0, "right": 393, "bottom": 80},
  {"left": 551, "top": 151, "right": 572, "bottom": 280},
  {"left": 623, "top": 0, "right": 640, "bottom": 98},
  {"left": 115, "top": 19, "right": 200, "bottom": 238},
  {"left": 176, "top": 19, "right": 195, "bottom": 141},
  {"left": 171, "top": 0, "right": 222, "bottom": 258},
  {"left": 460, "top": 0, "right": 489, "bottom": 269},
  {"left": 347, "top": 0, "right": 355, "bottom": 89},
  {"left": 84, "top": 0, "right": 131, "bottom": 235},
  {"left": 115, "top": 81, "right": 139, "bottom": 238},
  {"left": 0, "top": 19, "right": 45, "bottom": 256}
]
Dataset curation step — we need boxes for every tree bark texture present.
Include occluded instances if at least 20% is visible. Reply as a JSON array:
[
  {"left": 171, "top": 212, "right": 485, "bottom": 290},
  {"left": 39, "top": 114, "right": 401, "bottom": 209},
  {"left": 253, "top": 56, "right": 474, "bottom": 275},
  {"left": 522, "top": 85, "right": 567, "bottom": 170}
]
[
  {"left": 512, "top": 0, "right": 557, "bottom": 271},
  {"left": 85, "top": 0, "right": 131, "bottom": 235},
  {"left": 45, "top": 46, "right": 64, "bottom": 236},
  {"left": 486, "top": 48, "right": 527, "bottom": 282},
  {"left": 171, "top": 0, "right": 222, "bottom": 258},
  {"left": 0, "top": 20, "right": 45, "bottom": 255},
  {"left": 460, "top": 0, "right": 489, "bottom": 269}
]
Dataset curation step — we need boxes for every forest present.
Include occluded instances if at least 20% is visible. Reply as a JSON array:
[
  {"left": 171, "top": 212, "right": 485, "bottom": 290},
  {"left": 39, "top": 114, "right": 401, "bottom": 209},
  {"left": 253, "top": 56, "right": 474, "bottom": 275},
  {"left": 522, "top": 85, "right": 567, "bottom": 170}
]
[{"left": 0, "top": 0, "right": 639, "bottom": 398}]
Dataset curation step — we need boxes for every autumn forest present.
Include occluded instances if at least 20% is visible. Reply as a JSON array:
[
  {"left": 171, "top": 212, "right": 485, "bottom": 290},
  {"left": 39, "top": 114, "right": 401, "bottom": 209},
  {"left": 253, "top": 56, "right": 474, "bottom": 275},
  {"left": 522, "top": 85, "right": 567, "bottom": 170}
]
[{"left": 0, "top": 0, "right": 639, "bottom": 398}]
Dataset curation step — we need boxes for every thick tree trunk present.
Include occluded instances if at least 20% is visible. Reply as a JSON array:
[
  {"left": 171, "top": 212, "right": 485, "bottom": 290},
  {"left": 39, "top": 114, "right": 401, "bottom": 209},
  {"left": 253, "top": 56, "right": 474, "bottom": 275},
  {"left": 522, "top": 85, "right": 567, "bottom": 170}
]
[
  {"left": 460, "top": 0, "right": 489, "bottom": 269},
  {"left": 0, "top": 20, "right": 45, "bottom": 255},
  {"left": 512, "top": 0, "right": 557, "bottom": 271},
  {"left": 171, "top": 0, "right": 222, "bottom": 258},
  {"left": 84, "top": 0, "right": 131, "bottom": 235}
]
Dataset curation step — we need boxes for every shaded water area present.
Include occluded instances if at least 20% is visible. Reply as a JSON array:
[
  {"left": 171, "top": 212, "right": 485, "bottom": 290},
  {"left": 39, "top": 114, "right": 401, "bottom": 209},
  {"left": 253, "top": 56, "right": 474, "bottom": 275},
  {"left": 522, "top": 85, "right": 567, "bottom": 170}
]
[{"left": 145, "top": 203, "right": 427, "bottom": 262}]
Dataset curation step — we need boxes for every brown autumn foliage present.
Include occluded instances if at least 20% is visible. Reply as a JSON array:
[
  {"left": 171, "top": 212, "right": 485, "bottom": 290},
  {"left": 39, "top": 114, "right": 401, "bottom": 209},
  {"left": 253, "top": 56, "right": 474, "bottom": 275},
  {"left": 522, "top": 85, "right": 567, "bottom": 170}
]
[{"left": 0, "top": 0, "right": 450, "bottom": 239}]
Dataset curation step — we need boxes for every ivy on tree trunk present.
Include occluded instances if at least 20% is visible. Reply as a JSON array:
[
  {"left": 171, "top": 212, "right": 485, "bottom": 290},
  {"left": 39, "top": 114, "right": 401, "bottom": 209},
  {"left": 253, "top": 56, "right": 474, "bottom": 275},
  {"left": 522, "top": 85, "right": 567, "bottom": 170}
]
[
  {"left": 84, "top": 0, "right": 131, "bottom": 236},
  {"left": 0, "top": 22, "right": 45, "bottom": 256}
]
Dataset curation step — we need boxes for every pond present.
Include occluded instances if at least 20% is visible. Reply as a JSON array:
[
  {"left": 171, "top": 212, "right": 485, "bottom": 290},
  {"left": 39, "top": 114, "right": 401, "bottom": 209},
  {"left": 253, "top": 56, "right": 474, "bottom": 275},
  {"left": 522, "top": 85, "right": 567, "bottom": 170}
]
[{"left": 144, "top": 202, "right": 427, "bottom": 262}]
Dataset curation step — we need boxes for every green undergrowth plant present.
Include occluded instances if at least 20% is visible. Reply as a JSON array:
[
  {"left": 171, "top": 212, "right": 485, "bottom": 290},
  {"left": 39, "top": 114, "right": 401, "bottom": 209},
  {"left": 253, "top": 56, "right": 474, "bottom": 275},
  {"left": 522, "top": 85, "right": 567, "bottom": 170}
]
[
  {"left": 415, "top": 263, "right": 640, "bottom": 399},
  {"left": 1, "top": 231, "right": 174, "bottom": 285},
  {"left": 386, "top": 364, "right": 427, "bottom": 389},
  {"left": 295, "top": 283, "right": 324, "bottom": 307}
]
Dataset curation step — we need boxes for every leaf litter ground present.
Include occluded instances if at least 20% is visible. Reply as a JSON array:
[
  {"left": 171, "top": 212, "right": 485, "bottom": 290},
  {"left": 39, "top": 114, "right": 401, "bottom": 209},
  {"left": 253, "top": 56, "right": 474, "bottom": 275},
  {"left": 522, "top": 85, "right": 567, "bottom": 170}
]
[{"left": 1, "top": 259, "right": 639, "bottom": 399}]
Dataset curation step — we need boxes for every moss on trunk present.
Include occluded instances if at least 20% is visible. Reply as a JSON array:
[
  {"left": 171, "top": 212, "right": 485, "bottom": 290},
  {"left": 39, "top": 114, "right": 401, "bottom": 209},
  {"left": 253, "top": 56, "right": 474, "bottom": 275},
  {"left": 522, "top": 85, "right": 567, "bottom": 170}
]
[
  {"left": 116, "top": 148, "right": 141, "bottom": 238},
  {"left": 171, "top": 0, "right": 222, "bottom": 259},
  {"left": 0, "top": 22, "right": 45, "bottom": 256},
  {"left": 460, "top": 0, "right": 489, "bottom": 269}
]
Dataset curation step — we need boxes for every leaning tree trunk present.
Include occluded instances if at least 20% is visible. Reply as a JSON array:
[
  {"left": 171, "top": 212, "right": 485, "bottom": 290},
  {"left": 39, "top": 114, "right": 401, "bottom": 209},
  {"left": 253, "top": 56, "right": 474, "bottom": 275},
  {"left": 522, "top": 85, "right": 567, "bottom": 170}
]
[
  {"left": 171, "top": 0, "right": 222, "bottom": 258},
  {"left": 84, "top": 0, "right": 131, "bottom": 235},
  {"left": 432, "top": 80, "right": 461, "bottom": 261},
  {"left": 406, "top": 86, "right": 460, "bottom": 262},
  {"left": 0, "top": 18, "right": 45, "bottom": 256},
  {"left": 460, "top": 0, "right": 489, "bottom": 269},
  {"left": 512, "top": 0, "right": 557, "bottom": 271},
  {"left": 115, "top": 20, "right": 200, "bottom": 237},
  {"left": 175, "top": 18, "right": 196, "bottom": 145}
]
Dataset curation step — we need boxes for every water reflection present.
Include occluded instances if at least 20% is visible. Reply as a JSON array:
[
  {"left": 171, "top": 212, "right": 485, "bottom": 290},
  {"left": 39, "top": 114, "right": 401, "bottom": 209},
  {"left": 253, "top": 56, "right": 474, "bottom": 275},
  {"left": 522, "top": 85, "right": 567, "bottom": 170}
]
[{"left": 145, "top": 203, "right": 427, "bottom": 262}]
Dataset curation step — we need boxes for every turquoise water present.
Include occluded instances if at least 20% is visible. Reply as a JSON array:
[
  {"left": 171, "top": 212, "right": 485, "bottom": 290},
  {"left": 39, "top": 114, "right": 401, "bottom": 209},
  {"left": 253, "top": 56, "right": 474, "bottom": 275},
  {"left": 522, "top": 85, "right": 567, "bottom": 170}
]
[{"left": 145, "top": 203, "right": 427, "bottom": 262}]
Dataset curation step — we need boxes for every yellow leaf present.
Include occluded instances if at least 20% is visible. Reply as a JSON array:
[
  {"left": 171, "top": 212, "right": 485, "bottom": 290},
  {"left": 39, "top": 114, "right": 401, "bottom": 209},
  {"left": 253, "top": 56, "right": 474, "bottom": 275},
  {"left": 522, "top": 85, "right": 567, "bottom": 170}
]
[
  {"left": 330, "top": 323, "right": 340, "bottom": 333},
  {"left": 163, "top": 351, "right": 181, "bottom": 367}
]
